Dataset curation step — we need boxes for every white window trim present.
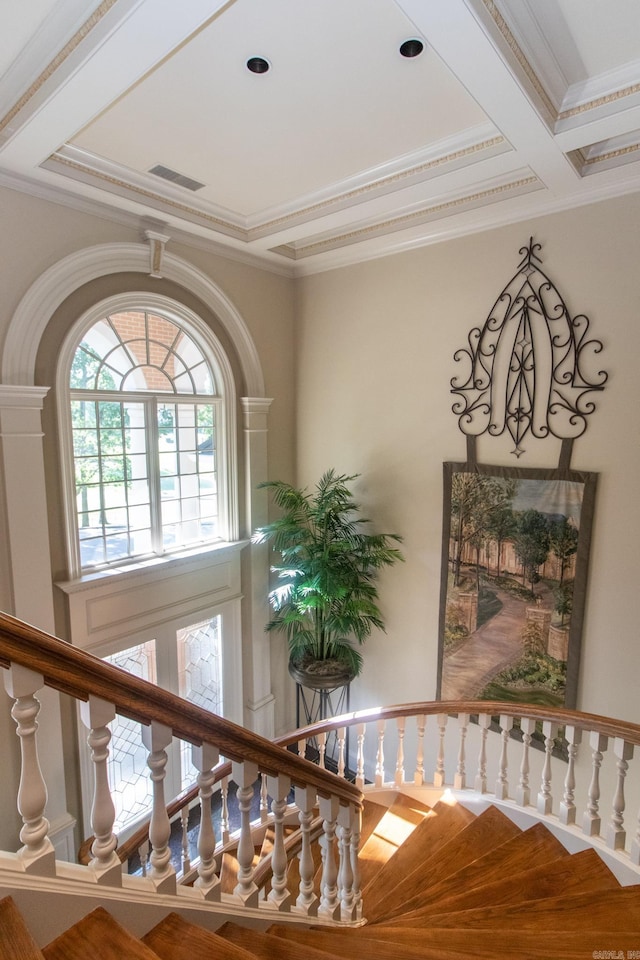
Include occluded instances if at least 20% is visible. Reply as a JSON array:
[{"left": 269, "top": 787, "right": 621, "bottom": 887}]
[{"left": 56, "top": 292, "right": 239, "bottom": 579}]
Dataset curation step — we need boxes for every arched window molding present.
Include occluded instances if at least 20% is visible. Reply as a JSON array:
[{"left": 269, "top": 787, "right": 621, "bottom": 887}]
[
  {"left": 56, "top": 292, "right": 239, "bottom": 577},
  {"left": 0, "top": 240, "right": 275, "bottom": 739},
  {"left": 2, "top": 242, "right": 265, "bottom": 398}
]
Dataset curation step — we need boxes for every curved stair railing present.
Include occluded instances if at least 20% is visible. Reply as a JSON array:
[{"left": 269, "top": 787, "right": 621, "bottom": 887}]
[
  {"left": 281, "top": 702, "right": 640, "bottom": 870},
  {"left": 2, "top": 608, "right": 640, "bottom": 934},
  {"left": 0, "top": 611, "right": 363, "bottom": 922}
]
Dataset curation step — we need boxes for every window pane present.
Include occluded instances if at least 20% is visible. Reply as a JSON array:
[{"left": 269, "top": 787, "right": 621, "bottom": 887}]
[
  {"left": 177, "top": 618, "right": 221, "bottom": 787},
  {"left": 103, "top": 641, "right": 157, "bottom": 832}
]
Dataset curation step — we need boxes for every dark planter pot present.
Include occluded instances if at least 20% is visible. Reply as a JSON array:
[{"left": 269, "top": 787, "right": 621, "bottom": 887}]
[{"left": 288, "top": 656, "right": 357, "bottom": 691}]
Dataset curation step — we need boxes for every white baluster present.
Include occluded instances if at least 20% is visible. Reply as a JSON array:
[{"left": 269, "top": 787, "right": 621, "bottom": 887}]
[
  {"left": 495, "top": 715, "right": 513, "bottom": 800},
  {"left": 434, "top": 713, "right": 448, "bottom": 787},
  {"left": 355, "top": 723, "right": 366, "bottom": 790},
  {"left": 138, "top": 839, "right": 149, "bottom": 877},
  {"left": 317, "top": 732, "right": 326, "bottom": 770},
  {"left": 337, "top": 804, "right": 355, "bottom": 921},
  {"left": 537, "top": 721, "right": 558, "bottom": 815},
  {"left": 474, "top": 714, "right": 491, "bottom": 793},
  {"left": 395, "top": 717, "right": 406, "bottom": 786},
  {"left": 79, "top": 695, "right": 120, "bottom": 884},
  {"left": 583, "top": 732, "right": 608, "bottom": 837},
  {"left": 350, "top": 804, "right": 362, "bottom": 920},
  {"left": 516, "top": 717, "right": 535, "bottom": 806},
  {"left": 454, "top": 714, "right": 469, "bottom": 790},
  {"left": 318, "top": 795, "right": 340, "bottom": 920},
  {"left": 375, "top": 720, "right": 385, "bottom": 788},
  {"left": 298, "top": 738, "right": 307, "bottom": 760},
  {"left": 180, "top": 807, "right": 190, "bottom": 874},
  {"left": 220, "top": 775, "right": 230, "bottom": 844},
  {"left": 260, "top": 773, "right": 269, "bottom": 823},
  {"left": 4, "top": 665, "right": 55, "bottom": 875},
  {"left": 231, "top": 761, "right": 259, "bottom": 906},
  {"left": 414, "top": 715, "right": 426, "bottom": 786},
  {"left": 606, "top": 738, "right": 634, "bottom": 851},
  {"left": 192, "top": 743, "right": 220, "bottom": 900},
  {"left": 337, "top": 727, "right": 346, "bottom": 779},
  {"left": 141, "top": 721, "right": 176, "bottom": 893},
  {"left": 267, "top": 774, "right": 292, "bottom": 911},
  {"left": 559, "top": 726, "right": 582, "bottom": 825},
  {"left": 630, "top": 807, "right": 640, "bottom": 865},
  {"left": 294, "top": 785, "right": 319, "bottom": 916}
]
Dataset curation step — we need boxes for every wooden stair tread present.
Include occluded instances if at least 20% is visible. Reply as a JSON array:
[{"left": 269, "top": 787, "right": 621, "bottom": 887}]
[
  {"left": 0, "top": 897, "right": 45, "bottom": 960},
  {"left": 382, "top": 847, "right": 620, "bottom": 924},
  {"left": 420, "top": 884, "right": 640, "bottom": 931},
  {"left": 284, "top": 925, "right": 640, "bottom": 960},
  {"left": 42, "top": 907, "right": 158, "bottom": 960},
  {"left": 367, "top": 804, "right": 521, "bottom": 922},
  {"left": 362, "top": 799, "right": 475, "bottom": 910},
  {"left": 392, "top": 820, "right": 567, "bottom": 917},
  {"left": 219, "top": 921, "right": 344, "bottom": 960},
  {"left": 341, "top": 793, "right": 432, "bottom": 890},
  {"left": 142, "top": 913, "right": 256, "bottom": 960},
  {"left": 267, "top": 923, "right": 437, "bottom": 960}
]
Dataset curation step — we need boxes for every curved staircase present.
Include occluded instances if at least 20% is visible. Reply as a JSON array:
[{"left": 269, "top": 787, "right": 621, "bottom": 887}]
[{"left": 4, "top": 794, "right": 640, "bottom": 959}]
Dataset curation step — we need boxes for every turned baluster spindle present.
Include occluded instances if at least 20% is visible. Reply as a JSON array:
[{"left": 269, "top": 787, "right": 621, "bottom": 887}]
[
  {"left": 495, "top": 715, "right": 513, "bottom": 800},
  {"left": 434, "top": 713, "right": 448, "bottom": 787},
  {"left": 142, "top": 721, "right": 176, "bottom": 893},
  {"left": 337, "top": 804, "right": 355, "bottom": 921},
  {"left": 220, "top": 776, "right": 230, "bottom": 844},
  {"left": 298, "top": 738, "right": 307, "bottom": 761},
  {"left": 414, "top": 714, "right": 426, "bottom": 786},
  {"left": 192, "top": 742, "right": 220, "bottom": 899},
  {"left": 395, "top": 717, "right": 406, "bottom": 786},
  {"left": 295, "top": 785, "right": 319, "bottom": 916},
  {"left": 375, "top": 720, "right": 385, "bottom": 788},
  {"left": 559, "top": 726, "right": 582, "bottom": 825},
  {"left": 4, "top": 665, "right": 55, "bottom": 875},
  {"left": 231, "top": 761, "right": 259, "bottom": 906},
  {"left": 583, "top": 732, "right": 608, "bottom": 837},
  {"left": 355, "top": 723, "right": 366, "bottom": 790},
  {"left": 474, "top": 714, "right": 491, "bottom": 794},
  {"left": 350, "top": 804, "right": 362, "bottom": 920},
  {"left": 180, "top": 807, "right": 190, "bottom": 874},
  {"left": 79, "top": 695, "right": 120, "bottom": 884},
  {"left": 537, "top": 721, "right": 558, "bottom": 815},
  {"left": 260, "top": 773, "right": 269, "bottom": 823},
  {"left": 317, "top": 732, "right": 326, "bottom": 770},
  {"left": 337, "top": 728, "right": 346, "bottom": 779},
  {"left": 454, "top": 714, "right": 469, "bottom": 790},
  {"left": 516, "top": 717, "right": 535, "bottom": 807},
  {"left": 606, "top": 738, "right": 634, "bottom": 851},
  {"left": 267, "top": 774, "right": 292, "bottom": 911},
  {"left": 318, "top": 795, "right": 340, "bottom": 920}
]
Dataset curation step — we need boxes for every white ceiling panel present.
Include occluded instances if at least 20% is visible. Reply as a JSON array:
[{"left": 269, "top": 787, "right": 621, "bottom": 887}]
[{"left": 0, "top": 0, "right": 639, "bottom": 275}]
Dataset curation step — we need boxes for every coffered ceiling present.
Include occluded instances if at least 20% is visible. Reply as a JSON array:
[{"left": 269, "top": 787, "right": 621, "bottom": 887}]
[{"left": 1, "top": 0, "right": 639, "bottom": 275}]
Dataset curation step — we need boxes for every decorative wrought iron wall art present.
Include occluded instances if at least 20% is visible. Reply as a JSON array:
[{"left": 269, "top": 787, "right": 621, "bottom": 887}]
[{"left": 450, "top": 238, "right": 607, "bottom": 458}]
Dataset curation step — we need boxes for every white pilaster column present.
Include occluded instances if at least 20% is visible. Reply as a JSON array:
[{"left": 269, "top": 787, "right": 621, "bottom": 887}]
[
  {"left": 0, "top": 385, "right": 74, "bottom": 858},
  {"left": 240, "top": 397, "right": 275, "bottom": 737}
]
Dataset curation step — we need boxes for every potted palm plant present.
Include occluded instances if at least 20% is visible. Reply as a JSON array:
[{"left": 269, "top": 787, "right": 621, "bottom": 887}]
[{"left": 253, "top": 470, "right": 404, "bottom": 689}]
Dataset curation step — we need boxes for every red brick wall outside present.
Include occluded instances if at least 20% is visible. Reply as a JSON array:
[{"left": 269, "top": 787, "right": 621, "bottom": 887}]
[{"left": 109, "top": 311, "right": 191, "bottom": 390}]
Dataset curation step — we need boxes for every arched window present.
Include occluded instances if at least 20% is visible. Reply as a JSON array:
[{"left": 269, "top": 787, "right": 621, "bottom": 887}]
[{"left": 58, "top": 294, "right": 237, "bottom": 576}]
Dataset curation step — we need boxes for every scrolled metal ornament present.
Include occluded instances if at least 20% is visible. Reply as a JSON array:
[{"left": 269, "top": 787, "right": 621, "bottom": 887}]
[{"left": 451, "top": 238, "right": 607, "bottom": 457}]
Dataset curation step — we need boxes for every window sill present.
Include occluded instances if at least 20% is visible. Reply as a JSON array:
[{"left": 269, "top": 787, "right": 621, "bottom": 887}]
[{"left": 56, "top": 539, "right": 250, "bottom": 595}]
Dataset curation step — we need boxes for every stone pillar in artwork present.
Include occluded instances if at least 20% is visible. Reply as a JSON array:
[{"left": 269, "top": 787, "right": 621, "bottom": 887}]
[{"left": 458, "top": 592, "right": 478, "bottom": 634}]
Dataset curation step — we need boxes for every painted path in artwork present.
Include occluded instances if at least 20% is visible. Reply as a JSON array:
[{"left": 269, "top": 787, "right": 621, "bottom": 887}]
[{"left": 441, "top": 582, "right": 552, "bottom": 700}]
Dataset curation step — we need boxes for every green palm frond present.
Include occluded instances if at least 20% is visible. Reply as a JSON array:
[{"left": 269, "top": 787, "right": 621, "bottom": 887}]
[{"left": 254, "top": 470, "right": 404, "bottom": 675}]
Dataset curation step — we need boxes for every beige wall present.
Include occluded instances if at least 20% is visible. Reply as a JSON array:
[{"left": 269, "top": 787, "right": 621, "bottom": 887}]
[{"left": 295, "top": 193, "right": 640, "bottom": 726}]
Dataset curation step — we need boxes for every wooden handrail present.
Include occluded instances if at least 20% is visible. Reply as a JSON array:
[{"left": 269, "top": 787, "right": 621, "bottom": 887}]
[
  {"left": 0, "top": 612, "right": 362, "bottom": 810},
  {"left": 278, "top": 700, "right": 640, "bottom": 748}
]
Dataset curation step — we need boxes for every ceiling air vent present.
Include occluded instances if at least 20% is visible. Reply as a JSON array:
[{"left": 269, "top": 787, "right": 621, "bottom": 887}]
[{"left": 148, "top": 164, "right": 206, "bottom": 192}]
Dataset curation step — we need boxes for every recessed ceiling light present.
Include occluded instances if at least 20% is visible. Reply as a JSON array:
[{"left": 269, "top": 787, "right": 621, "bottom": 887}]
[
  {"left": 399, "top": 38, "right": 424, "bottom": 58},
  {"left": 247, "top": 56, "right": 270, "bottom": 74}
]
